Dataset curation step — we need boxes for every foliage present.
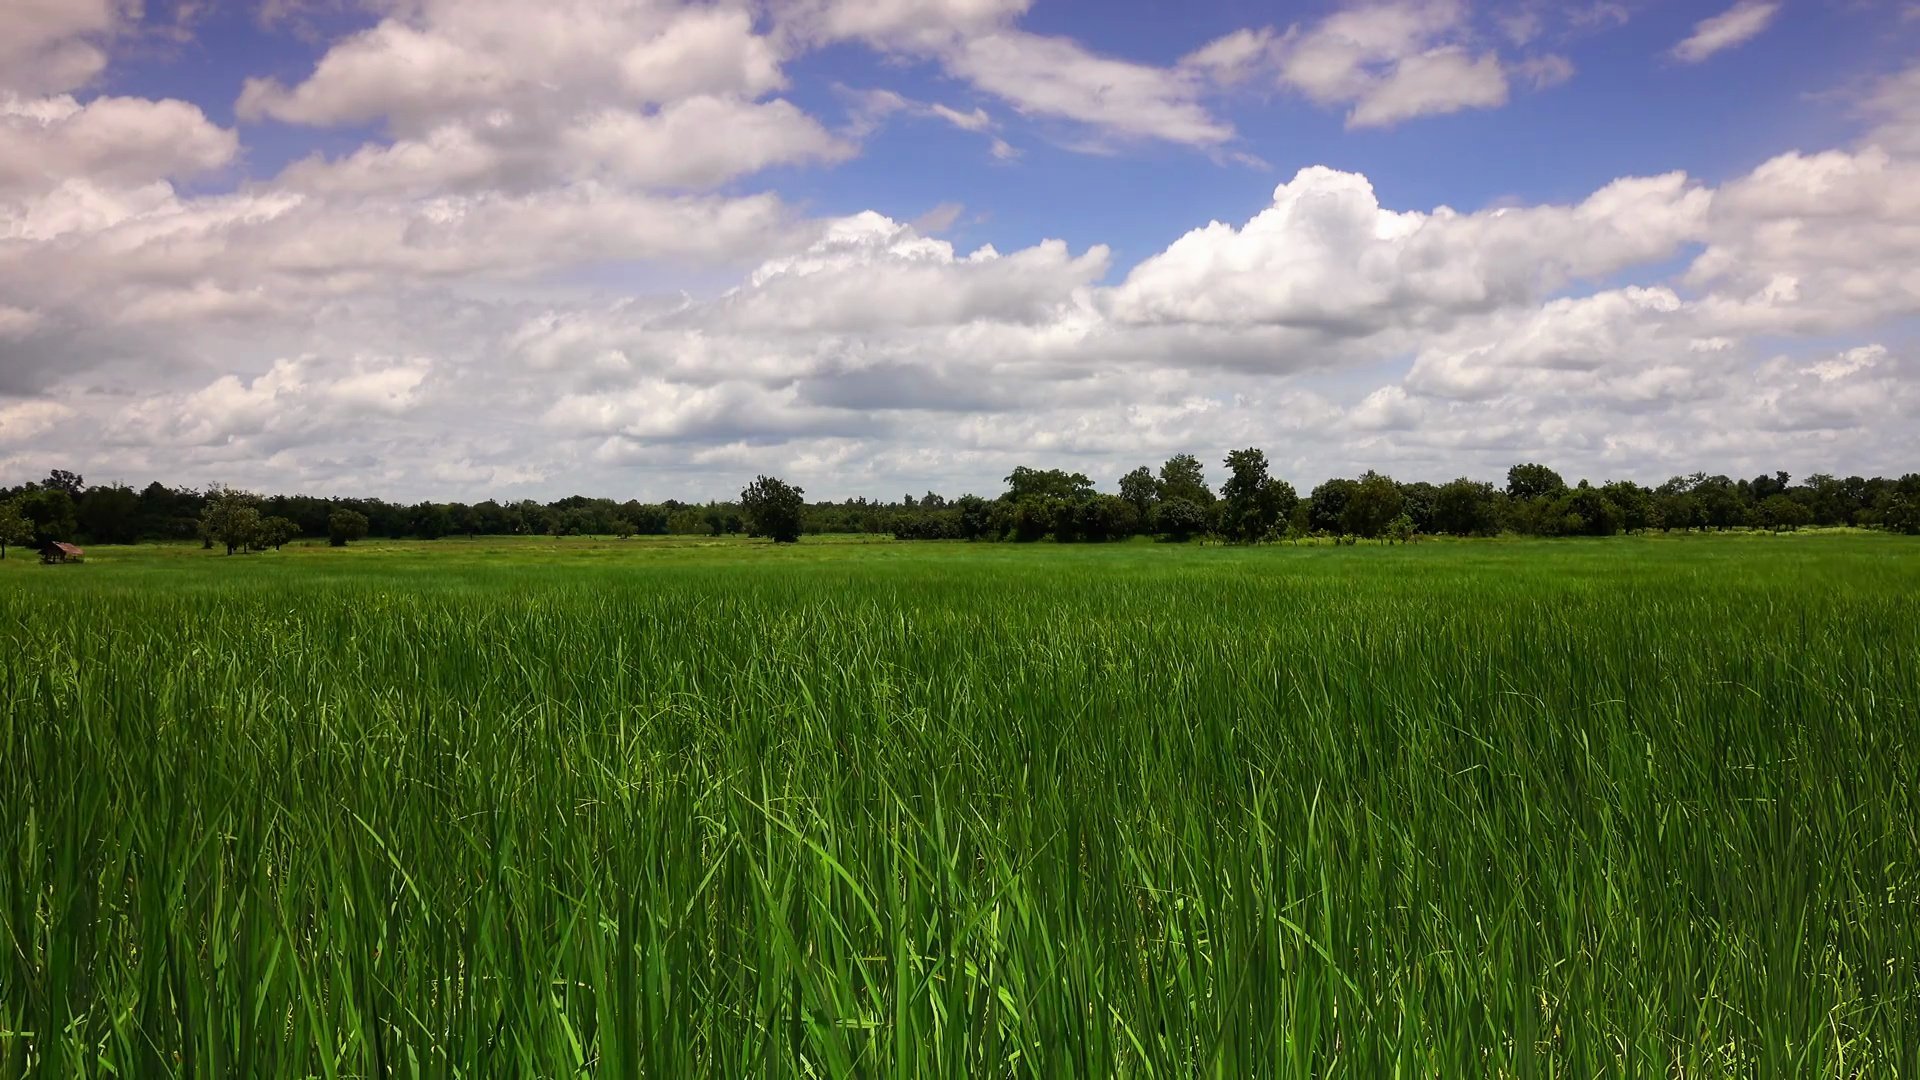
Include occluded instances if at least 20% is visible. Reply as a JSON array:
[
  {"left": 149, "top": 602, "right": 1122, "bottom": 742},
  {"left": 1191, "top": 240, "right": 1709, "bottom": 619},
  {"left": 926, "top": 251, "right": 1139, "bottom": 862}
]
[
  {"left": 258, "top": 516, "right": 301, "bottom": 550},
  {"left": 200, "top": 487, "right": 263, "bottom": 556},
  {"left": 1155, "top": 496, "right": 1210, "bottom": 540},
  {"left": 0, "top": 500, "right": 30, "bottom": 559},
  {"left": 12, "top": 486, "right": 78, "bottom": 546},
  {"left": 740, "top": 475, "right": 806, "bottom": 543},
  {"left": 328, "top": 509, "right": 370, "bottom": 547},
  {"left": 1156, "top": 453, "right": 1213, "bottom": 507},
  {"left": 1342, "top": 470, "right": 1403, "bottom": 539},
  {"left": 1505, "top": 462, "right": 1567, "bottom": 502}
]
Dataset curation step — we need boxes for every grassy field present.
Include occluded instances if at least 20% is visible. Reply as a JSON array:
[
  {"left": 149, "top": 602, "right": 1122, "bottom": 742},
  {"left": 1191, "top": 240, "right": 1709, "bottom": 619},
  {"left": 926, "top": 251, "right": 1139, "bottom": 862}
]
[{"left": 3, "top": 533, "right": 1917, "bottom": 1076}]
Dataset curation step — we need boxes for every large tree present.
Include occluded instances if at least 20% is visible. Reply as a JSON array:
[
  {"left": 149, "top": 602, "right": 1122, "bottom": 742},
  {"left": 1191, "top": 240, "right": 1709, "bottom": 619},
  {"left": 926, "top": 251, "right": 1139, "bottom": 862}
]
[
  {"left": 328, "top": 509, "right": 370, "bottom": 547},
  {"left": 741, "top": 475, "right": 806, "bottom": 543},
  {"left": 201, "top": 487, "right": 263, "bottom": 555},
  {"left": 13, "top": 486, "right": 78, "bottom": 546},
  {"left": 1004, "top": 466, "right": 1094, "bottom": 502},
  {"left": 1505, "top": 463, "right": 1567, "bottom": 503},
  {"left": 1432, "top": 478, "right": 1499, "bottom": 536},
  {"left": 1342, "top": 471, "right": 1403, "bottom": 539},
  {"left": 1219, "top": 448, "right": 1296, "bottom": 542},
  {"left": 1157, "top": 454, "right": 1213, "bottom": 506},
  {"left": 1118, "top": 466, "right": 1158, "bottom": 523},
  {"left": 0, "top": 500, "right": 30, "bottom": 560}
]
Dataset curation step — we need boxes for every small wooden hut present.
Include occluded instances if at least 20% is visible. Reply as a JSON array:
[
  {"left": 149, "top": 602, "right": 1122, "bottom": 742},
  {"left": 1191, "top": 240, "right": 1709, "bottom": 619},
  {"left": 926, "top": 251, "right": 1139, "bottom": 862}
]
[{"left": 40, "top": 541, "right": 84, "bottom": 564}]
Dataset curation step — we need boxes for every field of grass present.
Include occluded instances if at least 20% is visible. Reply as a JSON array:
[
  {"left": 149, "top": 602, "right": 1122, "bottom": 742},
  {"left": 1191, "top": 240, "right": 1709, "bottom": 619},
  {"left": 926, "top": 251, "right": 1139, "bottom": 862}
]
[{"left": 3, "top": 533, "right": 1917, "bottom": 1076}]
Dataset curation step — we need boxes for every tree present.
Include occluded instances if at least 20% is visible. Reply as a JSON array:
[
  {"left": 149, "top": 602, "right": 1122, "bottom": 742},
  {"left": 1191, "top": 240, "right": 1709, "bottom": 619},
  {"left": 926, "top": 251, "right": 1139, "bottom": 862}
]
[
  {"left": 14, "top": 487, "right": 78, "bottom": 546},
  {"left": 328, "top": 509, "right": 370, "bottom": 547},
  {"left": 1219, "top": 448, "right": 1295, "bottom": 542},
  {"left": 1157, "top": 454, "right": 1213, "bottom": 506},
  {"left": 1343, "top": 470, "right": 1403, "bottom": 539},
  {"left": 43, "top": 469, "right": 84, "bottom": 497},
  {"left": 1156, "top": 497, "right": 1210, "bottom": 541},
  {"left": 1004, "top": 466, "right": 1094, "bottom": 502},
  {"left": 612, "top": 519, "right": 636, "bottom": 539},
  {"left": 1385, "top": 514, "right": 1416, "bottom": 544},
  {"left": 1506, "top": 463, "right": 1567, "bottom": 502},
  {"left": 259, "top": 516, "right": 300, "bottom": 550},
  {"left": 1307, "top": 478, "right": 1356, "bottom": 534},
  {"left": 79, "top": 482, "right": 142, "bottom": 544},
  {"left": 201, "top": 487, "right": 262, "bottom": 555},
  {"left": 1118, "top": 466, "right": 1158, "bottom": 524},
  {"left": 0, "top": 500, "right": 30, "bottom": 560},
  {"left": 1432, "top": 478, "right": 1499, "bottom": 536},
  {"left": 1755, "top": 494, "right": 1810, "bottom": 532},
  {"left": 741, "top": 475, "right": 805, "bottom": 543}
]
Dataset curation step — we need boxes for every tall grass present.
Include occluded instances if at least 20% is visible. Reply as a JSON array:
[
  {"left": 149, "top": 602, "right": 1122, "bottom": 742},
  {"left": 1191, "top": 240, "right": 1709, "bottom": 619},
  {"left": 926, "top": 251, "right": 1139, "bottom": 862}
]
[{"left": 3, "top": 536, "right": 1917, "bottom": 1076}]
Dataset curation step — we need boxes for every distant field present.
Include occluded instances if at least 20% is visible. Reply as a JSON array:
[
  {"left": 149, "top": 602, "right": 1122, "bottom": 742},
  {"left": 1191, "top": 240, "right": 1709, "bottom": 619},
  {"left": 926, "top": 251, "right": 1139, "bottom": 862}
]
[{"left": 4, "top": 534, "right": 1918, "bottom": 1076}]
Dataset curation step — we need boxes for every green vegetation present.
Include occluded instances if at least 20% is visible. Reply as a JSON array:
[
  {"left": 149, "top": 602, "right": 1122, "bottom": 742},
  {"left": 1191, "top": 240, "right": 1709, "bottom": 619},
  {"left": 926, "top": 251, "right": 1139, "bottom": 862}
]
[{"left": 3, "top": 534, "right": 1918, "bottom": 1076}]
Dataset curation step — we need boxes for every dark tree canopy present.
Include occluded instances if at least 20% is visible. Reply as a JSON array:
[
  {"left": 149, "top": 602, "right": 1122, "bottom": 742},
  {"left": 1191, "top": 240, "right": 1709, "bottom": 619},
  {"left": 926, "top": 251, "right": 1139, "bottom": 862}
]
[
  {"left": 8, "top": 456, "right": 1919, "bottom": 554},
  {"left": 741, "top": 475, "right": 806, "bottom": 543}
]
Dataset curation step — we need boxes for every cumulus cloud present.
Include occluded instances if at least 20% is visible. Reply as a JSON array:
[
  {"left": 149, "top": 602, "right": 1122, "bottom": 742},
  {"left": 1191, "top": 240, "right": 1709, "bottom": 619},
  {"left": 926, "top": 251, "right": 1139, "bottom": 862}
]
[
  {"left": 1671, "top": 1, "right": 1781, "bottom": 64},
  {"left": 0, "top": 0, "right": 124, "bottom": 94},
  {"left": 784, "top": 0, "right": 1234, "bottom": 147},
  {"left": 0, "top": 94, "right": 237, "bottom": 197},
  {"left": 239, "top": 0, "right": 842, "bottom": 196},
  {"left": 1109, "top": 166, "right": 1709, "bottom": 332},
  {"left": 1274, "top": 0, "right": 1517, "bottom": 128}
]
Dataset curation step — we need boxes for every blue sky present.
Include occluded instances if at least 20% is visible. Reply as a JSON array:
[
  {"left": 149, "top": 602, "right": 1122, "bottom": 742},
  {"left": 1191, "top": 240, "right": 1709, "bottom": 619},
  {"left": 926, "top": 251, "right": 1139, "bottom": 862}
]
[{"left": 2, "top": 0, "right": 1919, "bottom": 500}]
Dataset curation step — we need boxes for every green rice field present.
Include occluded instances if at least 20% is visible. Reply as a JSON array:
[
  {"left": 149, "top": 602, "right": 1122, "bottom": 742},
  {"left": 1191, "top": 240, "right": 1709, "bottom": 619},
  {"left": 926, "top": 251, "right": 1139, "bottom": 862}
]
[{"left": 3, "top": 534, "right": 1918, "bottom": 1076}]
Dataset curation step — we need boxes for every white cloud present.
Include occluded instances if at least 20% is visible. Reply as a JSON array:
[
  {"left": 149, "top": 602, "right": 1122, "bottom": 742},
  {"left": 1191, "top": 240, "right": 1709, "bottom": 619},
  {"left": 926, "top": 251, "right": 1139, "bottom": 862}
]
[
  {"left": 1273, "top": 0, "right": 1520, "bottom": 128},
  {"left": 0, "top": 0, "right": 123, "bottom": 94},
  {"left": 238, "top": 0, "right": 839, "bottom": 196},
  {"left": 942, "top": 31, "right": 1233, "bottom": 146},
  {"left": 0, "top": 94, "right": 237, "bottom": 197},
  {"left": 1109, "top": 166, "right": 1709, "bottom": 333},
  {"left": 1671, "top": 1, "right": 1781, "bottom": 64},
  {"left": 1346, "top": 46, "right": 1508, "bottom": 127},
  {"left": 1859, "top": 64, "right": 1920, "bottom": 155},
  {"left": 0, "top": 399, "right": 73, "bottom": 444}
]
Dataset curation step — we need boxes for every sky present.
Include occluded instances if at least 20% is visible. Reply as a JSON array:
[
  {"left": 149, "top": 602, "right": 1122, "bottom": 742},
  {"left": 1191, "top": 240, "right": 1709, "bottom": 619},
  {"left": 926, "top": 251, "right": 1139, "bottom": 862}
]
[{"left": 2, "top": 0, "right": 1918, "bottom": 502}]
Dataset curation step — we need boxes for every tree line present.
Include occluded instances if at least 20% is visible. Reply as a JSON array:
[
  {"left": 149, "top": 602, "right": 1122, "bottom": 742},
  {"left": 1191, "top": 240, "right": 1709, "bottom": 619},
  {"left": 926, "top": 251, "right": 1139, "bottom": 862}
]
[{"left": 2, "top": 457, "right": 1918, "bottom": 557}]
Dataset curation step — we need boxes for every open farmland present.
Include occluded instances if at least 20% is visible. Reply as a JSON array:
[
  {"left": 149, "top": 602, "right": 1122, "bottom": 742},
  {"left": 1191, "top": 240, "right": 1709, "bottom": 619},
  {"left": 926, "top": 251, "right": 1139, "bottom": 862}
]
[{"left": 3, "top": 534, "right": 1918, "bottom": 1076}]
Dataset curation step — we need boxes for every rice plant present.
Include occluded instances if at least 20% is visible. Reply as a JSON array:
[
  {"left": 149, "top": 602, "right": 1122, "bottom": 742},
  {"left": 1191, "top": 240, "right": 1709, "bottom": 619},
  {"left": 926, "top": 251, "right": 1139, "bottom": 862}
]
[{"left": 3, "top": 534, "right": 1917, "bottom": 1076}]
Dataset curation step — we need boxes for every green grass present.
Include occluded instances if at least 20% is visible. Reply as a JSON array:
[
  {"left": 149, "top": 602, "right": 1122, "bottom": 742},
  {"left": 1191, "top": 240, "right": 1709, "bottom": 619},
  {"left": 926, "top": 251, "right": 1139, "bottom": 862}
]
[{"left": 3, "top": 534, "right": 1917, "bottom": 1077}]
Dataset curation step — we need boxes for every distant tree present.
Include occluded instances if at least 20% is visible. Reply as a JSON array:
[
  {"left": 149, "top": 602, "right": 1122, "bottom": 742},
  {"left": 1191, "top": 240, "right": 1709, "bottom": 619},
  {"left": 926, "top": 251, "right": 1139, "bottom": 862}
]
[
  {"left": 1219, "top": 448, "right": 1295, "bottom": 542},
  {"left": 1004, "top": 466, "right": 1095, "bottom": 502},
  {"left": 258, "top": 516, "right": 300, "bottom": 550},
  {"left": 78, "top": 482, "right": 142, "bottom": 544},
  {"left": 740, "top": 475, "right": 806, "bottom": 543},
  {"left": 1432, "top": 478, "right": 1500, "bottom": 536},
  {"left": 328, "top": 509, "right": 370, "bottom": 547},
  {"left": 1157, "top": 454, "right": 1214, "bottom": 506},
  {"left": 1342, "top": 471, "right": 1403, "bottom": 539},
  {"left": 14, "top": 486, "right": 78, "bottom": 546},
  {"left": 410, "top": 501, "right": 454, "bottom": 540},
  {"left": 1756, "top": 494, "right": 1811, "bottom": 532},
  {"left": 1156, "top": 497, "right": 1210, "bottom": 541},
  {"left": 1396, "top": 481, "right": 1438, "bottom": 535},
  {"left": 1506, "top": 463, "right": 1567, "bottom": 502},
  {"left": 1307, "top": 478, "right": 1356, "bottom": 534},
  {"left": 1601, "top": 480, "right": 1652, "bottom": 533},
  {"left": 43, "top": 470, "right": 84, "bottom": 498},
  {"left": 1118, "top": 466, "right": 1158, "bottom": 523},
  {"left": 1557, "top": 483, "right": 1622, "bottom": 536},
  {"left": 201, "top": 487, "right": 263, "bottom": 555},
  {"left": 0, "top": 500, "right": 29, "bottom": 560},
  {"left": 1385, "top": 513, "right": 1416, "bottom": 544},
  {"left": 612, "top": 518, "right": 636, "bottom": 539}
]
